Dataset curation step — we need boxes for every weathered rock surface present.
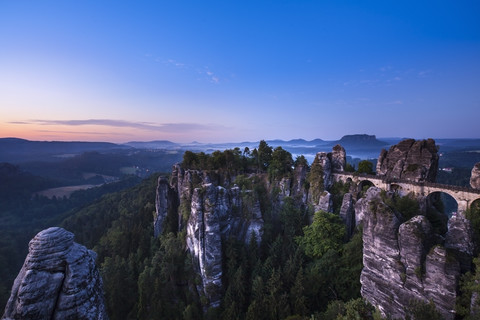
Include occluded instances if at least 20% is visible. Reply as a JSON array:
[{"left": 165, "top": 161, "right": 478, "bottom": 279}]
[
  {"left": 315, "top": 191, "right": 333, "bottom": 213},
  {"left": 445, "top": 212, "right": 475, "bottom": 272},
  {"left": 308, "top": 152, "right": 333, "bottom": 208},
  {"left": 339, "top": 193, "right": 355, "bottom": 238},
  {"left": 154, "top": 176, "right": 178, "bottom": 237},
  {"left": 471, "top": 162, "right": 480, "bottom": 189},
  {"left": 376, "top": 138, "right": 439, "bottom": 182},
  {"left": 2, "top": 227, "right": 108, "bottom": 320},
  {"left": 188, "top": 184, "right": 263, "bottom": 307},
  {"left": 331, "top": 144, "right": 346, "bottom": 172},
  {"left": 291, "top": 164, "right": 308, "bottom": 203},
  {"left": 359, "top": 187, "right": 460, "bottom": 319},
  {"left": 186, "top": 183, "right": 264, "bottom": 307}
]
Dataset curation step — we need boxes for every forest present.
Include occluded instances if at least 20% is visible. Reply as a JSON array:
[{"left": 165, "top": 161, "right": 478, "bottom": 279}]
[{"left": 2, "top": 140, "right": 480, "bottom": 319}]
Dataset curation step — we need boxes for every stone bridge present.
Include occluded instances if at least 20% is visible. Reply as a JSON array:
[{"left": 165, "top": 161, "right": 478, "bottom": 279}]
[{"left": 333, "top": 172, "right": 480, "bottom": 212}]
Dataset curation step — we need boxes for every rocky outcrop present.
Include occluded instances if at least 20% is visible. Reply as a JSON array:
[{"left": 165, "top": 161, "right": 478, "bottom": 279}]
[
  {"left": 359, "top": 188, "right": 460, "bottom": 319},
  {"left": 331, "top": 144, "right": 346, "bottom": 172},
  {"left": 376, "top": 139, "right": 439, "bottom": 182},
  {"left": 315, "top": 191, "right": 333, "bottom": 213},
  {"left": 445, "top": 212, "right": 475, "bottom": 272},
  {"left": 2, "top": 227, "right": 108, "bottom": 320},
  {"left": 154, "top": 176, "right": 178, "bottom": 237},
  {"left": 471, "top": 162, "right": 480, "bottom": 189},
  {"left": 291, "top": 164, "right": 308, "bottom": 203},
  {"left": 186, "top": 184, "right": 263, "bottom": 307},
  {"left": 308, "top": 152, "right": 333, "bottom": 207},
  {"left": 339, "top": 193, "right": 355, "bottom": 238}
]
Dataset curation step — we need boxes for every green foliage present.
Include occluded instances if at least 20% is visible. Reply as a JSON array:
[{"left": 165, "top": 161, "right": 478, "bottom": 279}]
[
  {"left": 331, "top": 181, "right": 351, "bottom": 215},
  {"left": 0, "top": 175, "right": 141, "bottom": 308},
  {"left": 357, "top": 160, "right": 374, "bottom": 175},
  {"left": 345, "top": 163, "right": 355, "bottom": 172},
  {"left": 268, "top": 147, "right": 293, "bottom": 181},
  {"left": 382, "top": 192, "right": 420, "bottom": 221},
  {"left": 405, "top": 299, "right": 443, "bottom": 320},
  {"left": 257, "top": 140, "right": 273, "bottom": 170},
  {"left": 425, "top": 194, "right": 449, "bottom": 235},
  {"left": 297, "top": 211, "right": 346, "bottom": 259},
  {"left": 294, "top": 155, "right": 309, "bottom": 168},
  {"left": 307, "top": 156, "right": 325, "bottom": 203},
  {"left": 457, "top": 255, "right": 480, "bottom": 318},
  {"left": 466, "top": 201, "right": 480, "bottom": 252}
]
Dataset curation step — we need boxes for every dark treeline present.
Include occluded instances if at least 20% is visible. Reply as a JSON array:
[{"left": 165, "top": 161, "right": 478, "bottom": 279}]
[{"left": 0, "top": 172, "right": 142, "bottom": 307}]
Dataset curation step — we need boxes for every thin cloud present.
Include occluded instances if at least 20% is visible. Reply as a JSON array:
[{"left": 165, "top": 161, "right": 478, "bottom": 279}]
[
  {"left": 147, "top": 54, "right": 222, "bottom": 84},
  {"left": 387, "top": 100, "right": 403, "bottom": 105},
  {"left": 200, "top": 67, "right": 220, "bottom": 84},
  {"left": 10, "top": 119, "right": 224, "bottom": 133},
  {"left": 418, "top": 70, "right": 431, "bottom": 78}
]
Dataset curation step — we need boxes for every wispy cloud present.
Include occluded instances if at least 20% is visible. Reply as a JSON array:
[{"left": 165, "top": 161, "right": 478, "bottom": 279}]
[
  {"left": 417, "top": 70, "right": 431, "bottom": 78},
  {"left": 163, "top": 59, "right": 187, "bottom": 69},
  {"left": 387, "top": 100, "right": 403, "bottom": 105},
  {"left": 10, "top": 119, "right": 224, "bottom": 133},
  {"left": 203, "top": 68, "right": 220, "bottom": 84},
  {"left": 145, "top": 54, "right": 222, "bottom": 84}
]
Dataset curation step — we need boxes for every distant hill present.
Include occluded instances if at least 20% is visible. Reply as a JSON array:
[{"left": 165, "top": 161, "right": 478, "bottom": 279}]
[
  {"left": 335, "top": 134, "right": 388, "bottom": 147},
  {"left": 0, "top": 138, "right": 128, "bottom": 163},
  {"left": 124, "top": 140, "right": 179, "bottom": 149}
]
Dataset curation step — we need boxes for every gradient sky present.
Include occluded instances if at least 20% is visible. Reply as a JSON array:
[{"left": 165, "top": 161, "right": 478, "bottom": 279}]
[{"left": 1, "top": 1, "right": 479, "bottom": 143}]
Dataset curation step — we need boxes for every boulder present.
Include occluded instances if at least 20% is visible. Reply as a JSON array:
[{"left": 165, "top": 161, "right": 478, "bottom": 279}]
[
  {"left": 376, "top": 139, "right": 438, "bottom": 182},
  {"left": 2, "top": 227, "right": 108, "bottom": 320}
]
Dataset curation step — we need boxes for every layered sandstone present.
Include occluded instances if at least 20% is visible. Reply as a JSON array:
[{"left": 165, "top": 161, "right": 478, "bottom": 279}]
[{"left": 2, "top": 227, "right": 108, "bottom": 320}]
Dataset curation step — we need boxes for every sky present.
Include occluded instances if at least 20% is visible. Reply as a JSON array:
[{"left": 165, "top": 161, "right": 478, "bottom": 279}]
[{"left": 0, "top": 1, "right": 479, "bottom": 143}]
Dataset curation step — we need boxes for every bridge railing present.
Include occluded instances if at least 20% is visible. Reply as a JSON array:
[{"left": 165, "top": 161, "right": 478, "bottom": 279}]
[{"left": 332, "top": 171, "right": 480, "bottom": 195}]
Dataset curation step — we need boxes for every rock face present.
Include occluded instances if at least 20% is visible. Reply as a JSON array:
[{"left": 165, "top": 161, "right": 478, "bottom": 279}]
[
  {"left": 186, "top": 184, "right": 263, "bottom": 307},
  {"left": 316, "top": 191, "right": 333, "bottom": 213},
  {"left": 339, "top": 193, "right": 355, "bottom": 238},
  {"left": 358, "top": 188, "right": 461, "bottom": 319},
  {"left": 158, "top": 165, "right": 269, "bottom": 307},
  {"left": 2, "top": 227, "right": 108, "bottom": 320},
  {"left": 471, "top": 162, "right": 480, "bottom": 189},
  {"left": 445, "top": 212, "right": 476, "bottom": 272},
  {"left": 307, "top": 152, "right": 333, "bottom": 207},
  {"left": 331, "top": 144, "right": 346, "bottom": 172},
  {"left": 376, "top": 138, "right": 439, "bottom": 182},
  {"left": 154, "top": 176, "right": 178, "bottom": 237}
]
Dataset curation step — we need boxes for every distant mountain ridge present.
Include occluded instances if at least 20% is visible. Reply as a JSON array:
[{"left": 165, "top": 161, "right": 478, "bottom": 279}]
[{"left": 0, "top": 138, "right": 128, "bottom": 163}]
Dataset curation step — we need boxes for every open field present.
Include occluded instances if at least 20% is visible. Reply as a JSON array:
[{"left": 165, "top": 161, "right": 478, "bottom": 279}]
[{"left": 35, "top": 185, "right": 99, "bottom": 199}]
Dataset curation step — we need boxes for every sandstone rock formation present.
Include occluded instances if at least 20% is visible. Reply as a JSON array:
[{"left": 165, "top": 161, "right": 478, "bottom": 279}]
[
  {"left": 316, "top": 191, "right": 333, "bottom": 213},
  {"left": 186, "top": 183, "right": 263, "bottom": 307},
  {"left": 376, "top": 138, "right": 439, "bottom": 182},
  {"left": 471, "top": 162, "right": 480, "bottom": 189},
  {"left": 331, "top": 144, "right": 346, "bottom": 172},
  {"left": 358, "top": 187, "right": 461, "bottom": 319},
  {"left": 307, "top": 152, "right": 333, "bottom": 207},
  {"left": 2, "top": 227, "right": 108, "bottom": 320},
  {"left": 154, "top": 176, "right": 177, "bottom": 237},
  {"left": 445, "top": 212, "right": 476, "bottom": 272},
  {"left": 339, "top": 193, "right": 355, "bottom": 238},
  {"left": 158, "top": 165, "right": 267, "bottom": 307}
]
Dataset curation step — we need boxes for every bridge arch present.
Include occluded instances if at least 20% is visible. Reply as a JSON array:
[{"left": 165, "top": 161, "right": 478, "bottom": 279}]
[
  {"left": 427, "top": 191, "right": 458, "bottom": 219},
  {"left": 471, "top": 198, "right": 480, "bottom": 212},
  {"left": 359, "top": 180, "right": 375, "bottom": 192}
]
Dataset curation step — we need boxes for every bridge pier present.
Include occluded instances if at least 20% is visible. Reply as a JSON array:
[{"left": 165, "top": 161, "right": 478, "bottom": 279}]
[{"left": 457, "top": 200, "right": 468, "bottom": 213}]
